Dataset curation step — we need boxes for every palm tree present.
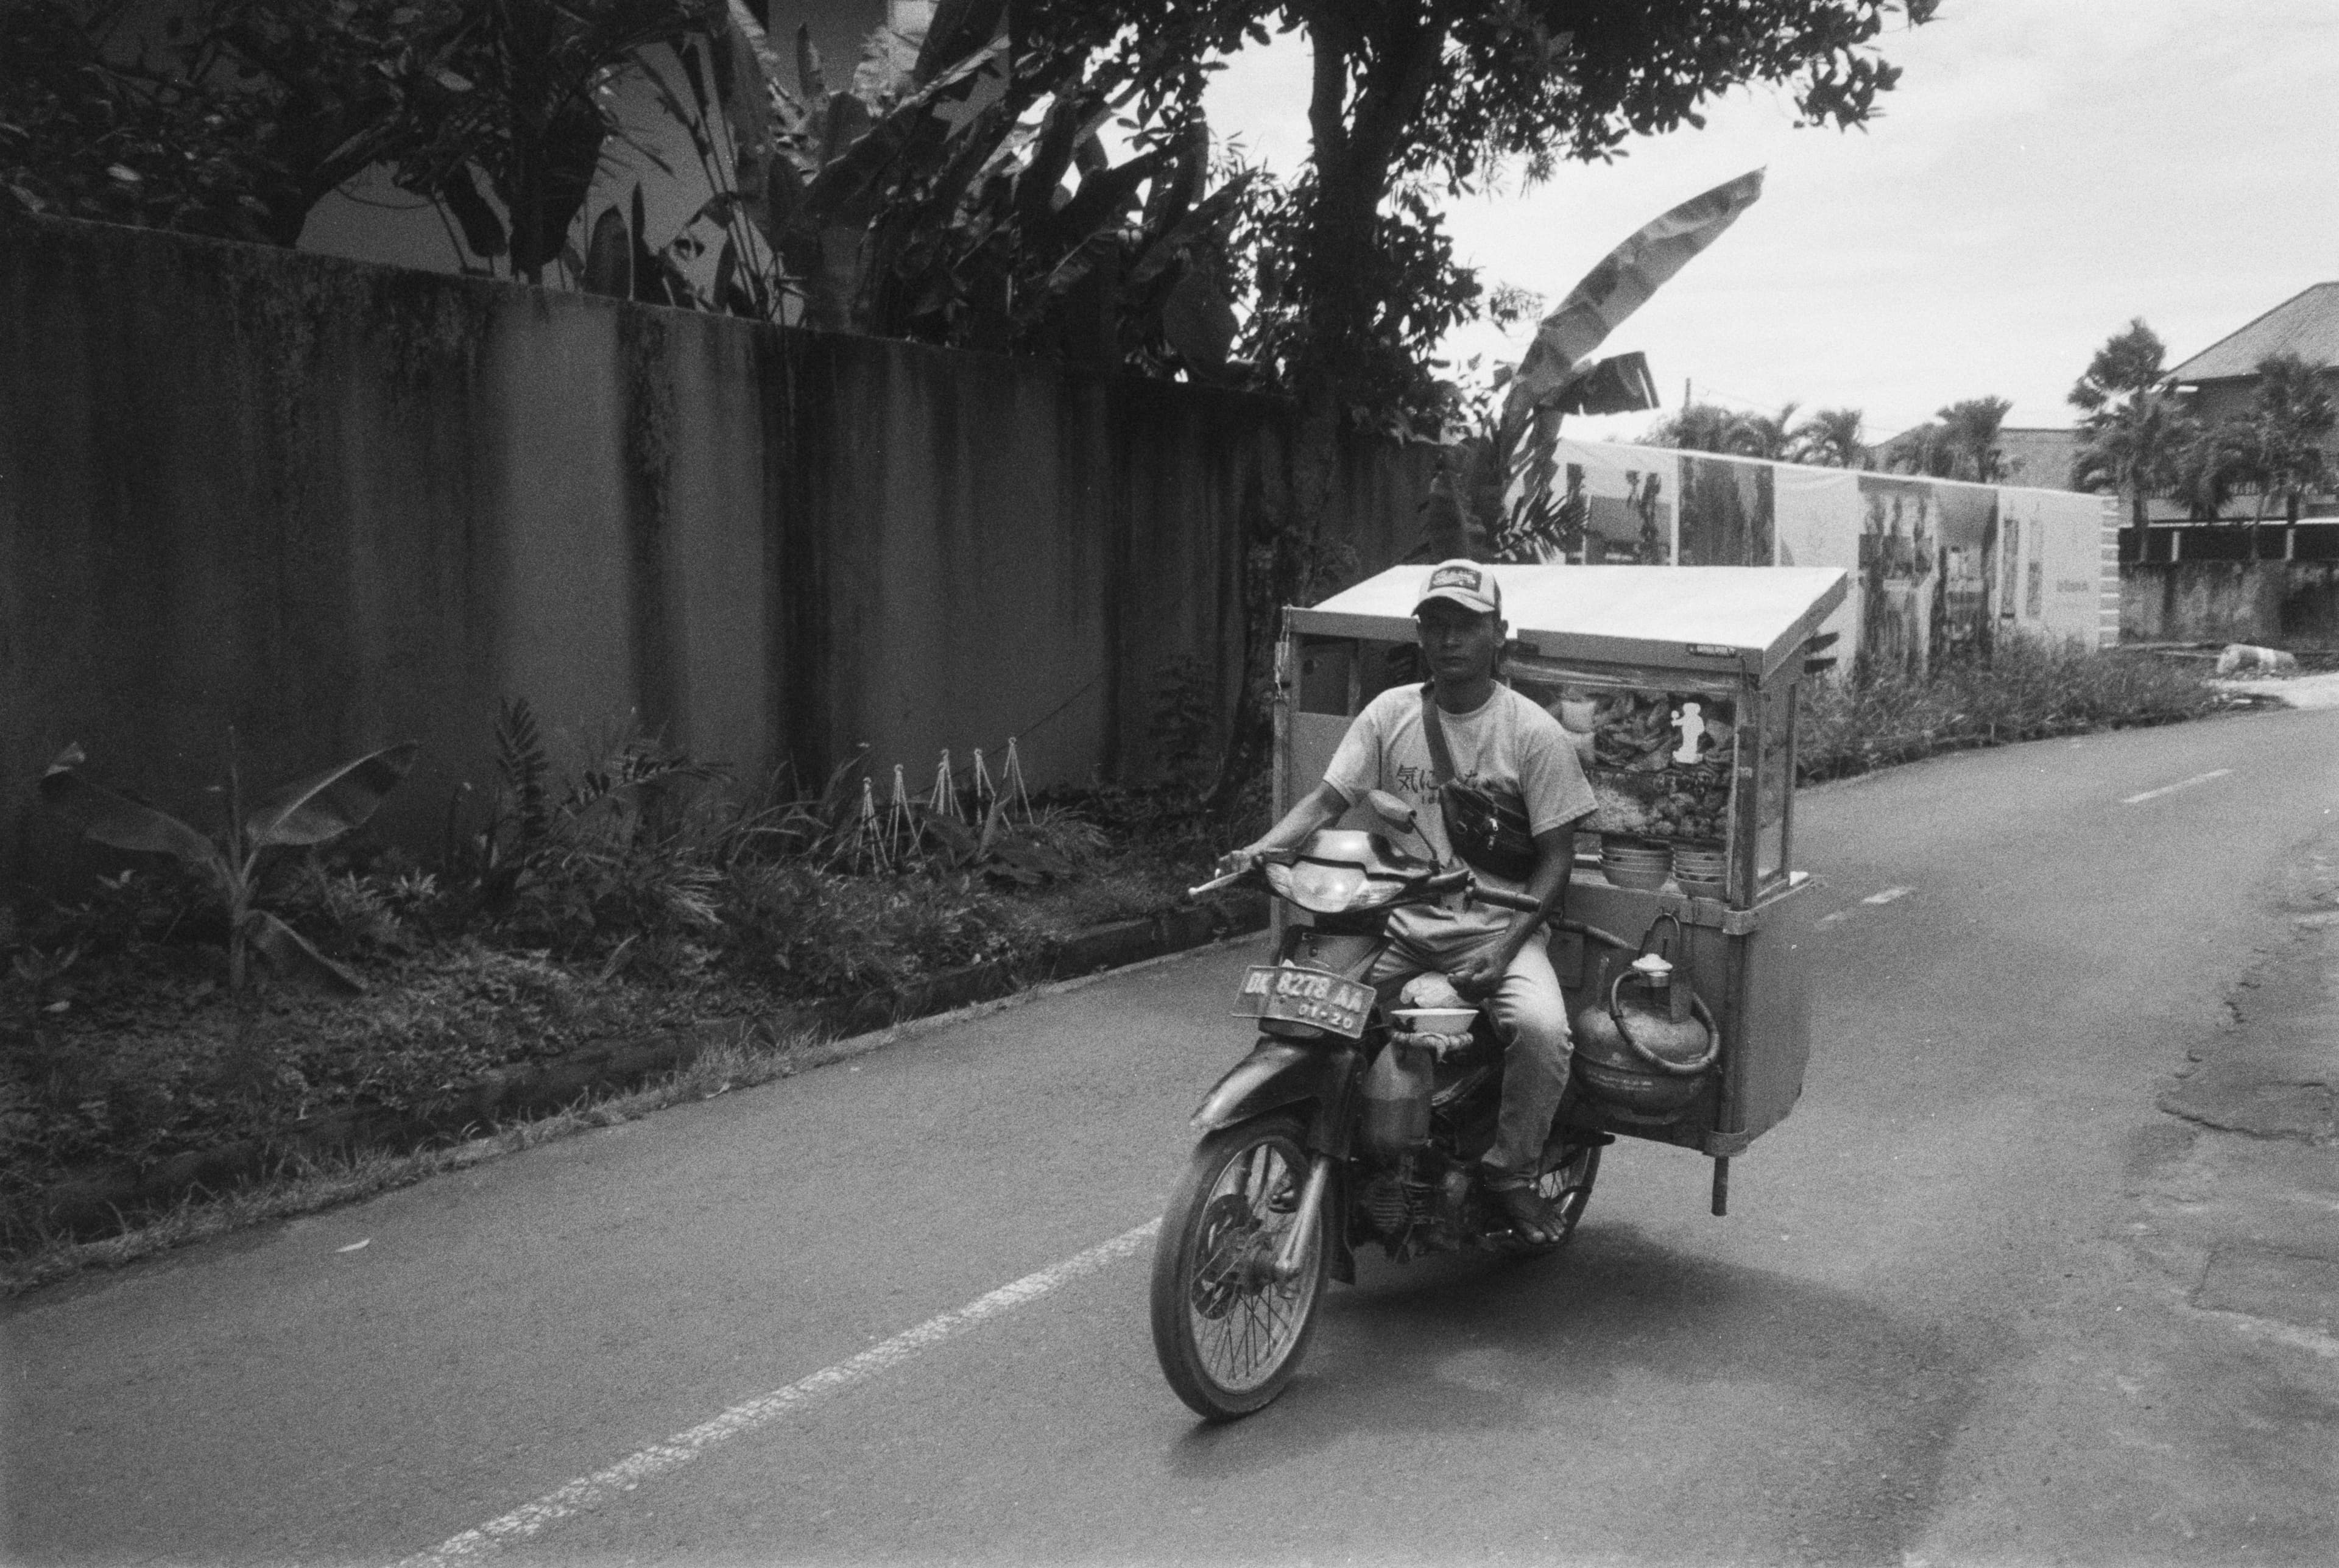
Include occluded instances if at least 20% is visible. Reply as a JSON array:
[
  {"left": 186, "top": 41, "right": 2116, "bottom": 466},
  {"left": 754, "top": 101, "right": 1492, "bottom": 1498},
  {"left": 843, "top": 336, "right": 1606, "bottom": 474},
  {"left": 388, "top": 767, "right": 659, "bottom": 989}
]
[
  {"left": 2245, "top": 353, "right": 2335, "bottom": 554},
  {"left": 1787, "top": 407, "right": 1866, "bottom": 467},
  {"left": 1936, "top": 396, "right": 2013, "bottom": 482},
  {"left": 2071, "top": 394, "right": 2198, "bottom": 529},
  {"left": 2070, "top": 322, "right": 2188, "bottom": 529},
  {"left": 1640, "top": 401, "right": 1739, "bottom": 453},
  {"left": 2169, "top": 418, "right": 2250, "bottom": 522},
  {"left": 1724, "top": 402, "right": 1799, "bottom": 461}
]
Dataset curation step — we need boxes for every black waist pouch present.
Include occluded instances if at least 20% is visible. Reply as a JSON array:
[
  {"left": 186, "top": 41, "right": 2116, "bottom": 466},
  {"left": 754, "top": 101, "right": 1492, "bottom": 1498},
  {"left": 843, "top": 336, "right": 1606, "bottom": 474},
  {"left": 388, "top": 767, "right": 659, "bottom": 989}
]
[{"left": 1420, "top": 685, "right": 1540, "bottom": 881}]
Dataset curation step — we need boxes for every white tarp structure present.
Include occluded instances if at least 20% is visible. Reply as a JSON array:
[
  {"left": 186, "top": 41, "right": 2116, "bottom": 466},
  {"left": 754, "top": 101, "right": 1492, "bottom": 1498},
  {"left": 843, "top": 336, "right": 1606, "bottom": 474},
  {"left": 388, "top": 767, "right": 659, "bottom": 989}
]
[{"left": 1531, "top": 439, "right": 2120, "bottom": 676}]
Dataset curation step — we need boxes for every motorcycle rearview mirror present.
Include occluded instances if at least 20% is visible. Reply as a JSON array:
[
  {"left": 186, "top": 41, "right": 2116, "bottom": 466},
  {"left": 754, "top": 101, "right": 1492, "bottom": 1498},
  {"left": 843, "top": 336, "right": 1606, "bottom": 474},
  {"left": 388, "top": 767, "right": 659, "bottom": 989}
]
[
  {"left": 1365, "top": 789, "right": 1417, "bottom": 833},
  {"left": 1366, "top": 789, "right": 1441, "bottom": 869}
]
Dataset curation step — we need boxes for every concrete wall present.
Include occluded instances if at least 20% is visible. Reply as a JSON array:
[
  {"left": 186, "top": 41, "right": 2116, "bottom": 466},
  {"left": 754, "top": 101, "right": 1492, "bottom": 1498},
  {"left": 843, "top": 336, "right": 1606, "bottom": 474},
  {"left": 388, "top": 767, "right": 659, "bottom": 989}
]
[
  {"left": 2120, "top": 562, "right": 2339, "bottom": 645},
  {"left": 1, "top": 214, "right": 1436, "bottom": 889},
  {"left": 1548, "top": 438, "right": 2120, "bottom": 676}
]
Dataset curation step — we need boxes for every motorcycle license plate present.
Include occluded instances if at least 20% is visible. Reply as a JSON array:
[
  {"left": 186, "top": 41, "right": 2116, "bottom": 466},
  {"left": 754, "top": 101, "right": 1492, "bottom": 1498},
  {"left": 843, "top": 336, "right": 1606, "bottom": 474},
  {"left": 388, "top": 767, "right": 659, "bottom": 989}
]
[{"left": 1230, "top": 965, "right": 1374, "bottom": 1037}]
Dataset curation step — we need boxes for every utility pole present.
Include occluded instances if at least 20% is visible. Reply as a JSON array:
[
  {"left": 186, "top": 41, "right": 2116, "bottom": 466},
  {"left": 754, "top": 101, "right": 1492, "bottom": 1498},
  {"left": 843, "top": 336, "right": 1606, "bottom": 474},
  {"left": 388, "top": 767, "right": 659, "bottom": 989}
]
[{"left": 1684, "top": 377, "right": 1693, "bottom": 409}]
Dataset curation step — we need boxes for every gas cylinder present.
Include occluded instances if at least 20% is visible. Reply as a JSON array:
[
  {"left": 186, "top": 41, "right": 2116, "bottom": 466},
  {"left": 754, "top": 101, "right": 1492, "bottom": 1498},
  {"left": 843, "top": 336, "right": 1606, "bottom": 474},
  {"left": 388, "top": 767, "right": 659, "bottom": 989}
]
[
  {"left": 1361, "top": 1035, "right": 1437, "bottom": 1158},
  {"left": 1570, "top": 952, "right": 1715, "bottom": 1121}
]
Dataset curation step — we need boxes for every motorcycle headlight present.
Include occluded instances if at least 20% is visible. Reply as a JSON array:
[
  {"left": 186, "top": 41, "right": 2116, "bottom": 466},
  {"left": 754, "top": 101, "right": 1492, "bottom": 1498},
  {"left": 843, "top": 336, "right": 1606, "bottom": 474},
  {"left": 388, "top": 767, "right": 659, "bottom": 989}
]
[{"left": 1267, "top": 859, "right": 1411, "bottom": 914}]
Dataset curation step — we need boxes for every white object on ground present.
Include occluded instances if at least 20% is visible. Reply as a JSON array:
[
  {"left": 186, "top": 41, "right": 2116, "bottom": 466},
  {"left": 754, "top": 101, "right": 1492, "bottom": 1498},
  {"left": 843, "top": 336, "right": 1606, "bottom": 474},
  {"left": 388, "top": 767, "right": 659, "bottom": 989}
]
[{"left": 2217, "top": 645, "right": 2299, "bottom": 675}]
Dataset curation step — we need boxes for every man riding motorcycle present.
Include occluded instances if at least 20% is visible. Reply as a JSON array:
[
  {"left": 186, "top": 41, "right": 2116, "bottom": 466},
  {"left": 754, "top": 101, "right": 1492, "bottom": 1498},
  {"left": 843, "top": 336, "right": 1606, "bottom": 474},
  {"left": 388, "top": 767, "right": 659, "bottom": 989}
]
[{"left": 1222, "top": 560, "right": 1595, "bottom": 1242}]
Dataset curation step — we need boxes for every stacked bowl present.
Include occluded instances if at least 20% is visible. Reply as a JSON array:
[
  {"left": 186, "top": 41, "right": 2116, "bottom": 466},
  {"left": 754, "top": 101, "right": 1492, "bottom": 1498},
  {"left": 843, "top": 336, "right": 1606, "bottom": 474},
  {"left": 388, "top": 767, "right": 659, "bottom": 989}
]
[
  {"left": 1598, "top": 836, "right": 1673, "bottom": 891},
  {"left": 1672, "top": 844, "right": 1726, "bottom": 898}
]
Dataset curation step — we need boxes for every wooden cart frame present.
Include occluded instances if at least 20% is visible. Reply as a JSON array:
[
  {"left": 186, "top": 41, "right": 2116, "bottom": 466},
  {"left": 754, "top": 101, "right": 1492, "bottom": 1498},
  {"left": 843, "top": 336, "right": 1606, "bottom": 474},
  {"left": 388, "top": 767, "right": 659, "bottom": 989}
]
[{"left": 1277, "top": 564, "right": 1849, "bottom": 1171}]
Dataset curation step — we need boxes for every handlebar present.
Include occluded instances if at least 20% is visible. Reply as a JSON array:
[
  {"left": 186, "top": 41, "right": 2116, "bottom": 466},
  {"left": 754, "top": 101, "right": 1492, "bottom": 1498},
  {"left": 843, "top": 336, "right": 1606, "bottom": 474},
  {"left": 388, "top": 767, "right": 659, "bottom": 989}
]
[{"left": 1470, "top": 884, "right": 1541, "bottom": 914}]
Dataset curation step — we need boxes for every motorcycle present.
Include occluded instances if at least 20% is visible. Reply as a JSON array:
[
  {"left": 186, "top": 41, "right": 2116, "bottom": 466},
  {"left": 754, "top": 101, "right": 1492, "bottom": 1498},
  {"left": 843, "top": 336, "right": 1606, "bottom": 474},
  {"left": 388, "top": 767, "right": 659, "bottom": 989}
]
[{"left": 1149, "top": 790, "right": 1706, "bottom": 1421}]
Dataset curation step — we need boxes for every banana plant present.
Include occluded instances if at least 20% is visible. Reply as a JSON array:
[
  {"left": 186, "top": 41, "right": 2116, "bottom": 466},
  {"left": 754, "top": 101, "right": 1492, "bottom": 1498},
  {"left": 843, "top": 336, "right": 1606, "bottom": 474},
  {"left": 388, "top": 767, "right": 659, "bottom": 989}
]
[
  {"left": 38, "top": 740, "right": 420, "bottom": 995},
  {"left": 679, "top": 1, "right": 1249, "bottom": 373}
]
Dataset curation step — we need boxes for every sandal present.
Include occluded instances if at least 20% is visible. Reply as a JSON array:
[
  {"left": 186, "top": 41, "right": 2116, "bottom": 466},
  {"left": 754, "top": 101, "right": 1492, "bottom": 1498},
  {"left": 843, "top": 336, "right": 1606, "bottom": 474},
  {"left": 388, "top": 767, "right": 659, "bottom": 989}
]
[{"left": 1488, "top": 1179, "right": 1559, "bottom": 1245}]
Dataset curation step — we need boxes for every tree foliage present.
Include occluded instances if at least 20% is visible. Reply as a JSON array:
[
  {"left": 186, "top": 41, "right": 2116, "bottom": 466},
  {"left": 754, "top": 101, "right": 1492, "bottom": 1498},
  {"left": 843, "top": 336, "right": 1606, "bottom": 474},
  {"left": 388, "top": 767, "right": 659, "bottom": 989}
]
[
  {"left": 2234, "top": 353, "right": 2335, "bottom": 529},
  {"left": 1021, "top": 0, "right": 1933, "bottom": 433},
  {"left": 2070, "top": 320, "right": 2332, "bottom": 539},
  {"left": 1878, "top": 395, "right": 2010, "bottom": 482},
  {"left": 2068, "top": 317, "right": 2165, "bottom": 414},
  {"left": 1787, "top": 406, "right": 1867, "bottom": 467},
  {"left": 2067, "top": 319, "right": 2185, "bottom": 527},
  {"left": 1637, "top": 400, "right": 1867, "bottom": 468},
  {"left": 0, "top": 0, "right": 727, "bottom": 280}
]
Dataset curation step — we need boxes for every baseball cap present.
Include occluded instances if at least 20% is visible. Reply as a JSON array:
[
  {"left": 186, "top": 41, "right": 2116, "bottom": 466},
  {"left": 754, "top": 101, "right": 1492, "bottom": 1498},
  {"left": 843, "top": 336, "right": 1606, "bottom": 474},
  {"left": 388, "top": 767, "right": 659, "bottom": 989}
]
[{"left": 1413, "top": 559, "right": 1501, "bottom": 618}]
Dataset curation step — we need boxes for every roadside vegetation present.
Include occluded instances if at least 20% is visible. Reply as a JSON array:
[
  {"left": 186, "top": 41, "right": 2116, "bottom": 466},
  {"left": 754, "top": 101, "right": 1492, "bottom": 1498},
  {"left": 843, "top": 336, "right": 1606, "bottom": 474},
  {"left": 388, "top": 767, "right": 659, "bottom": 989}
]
[
  {"left": 1799, "top": 637, "right": 2224, "bottom": 781},
  {"left": 0, "top": 693, "right": 1258, "bottom": 1289},
  {"left": 1, "top": 645, "right": 2229, "bottom": 1293}
]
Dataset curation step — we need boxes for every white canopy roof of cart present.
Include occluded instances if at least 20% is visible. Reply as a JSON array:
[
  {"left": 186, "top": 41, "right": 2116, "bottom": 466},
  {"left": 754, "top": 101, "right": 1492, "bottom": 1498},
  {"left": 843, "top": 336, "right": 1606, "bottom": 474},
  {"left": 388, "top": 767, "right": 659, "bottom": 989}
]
[{"left": 1294, "top": 564, "right": 1849, "bottom": 679}]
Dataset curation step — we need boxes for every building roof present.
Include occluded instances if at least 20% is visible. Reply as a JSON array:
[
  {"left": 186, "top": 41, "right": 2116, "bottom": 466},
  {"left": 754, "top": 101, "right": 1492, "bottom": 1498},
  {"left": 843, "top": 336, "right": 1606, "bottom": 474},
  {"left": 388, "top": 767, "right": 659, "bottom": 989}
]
[
  {"left": 1863, "top": 425, "right": 2078, "bottom": 489},
  {"left": 1996, "top": 427, "right": 2079, "bottom": 489},
  {"left": 2165, "top": 281, "right": 2339, "bottom": 383}
]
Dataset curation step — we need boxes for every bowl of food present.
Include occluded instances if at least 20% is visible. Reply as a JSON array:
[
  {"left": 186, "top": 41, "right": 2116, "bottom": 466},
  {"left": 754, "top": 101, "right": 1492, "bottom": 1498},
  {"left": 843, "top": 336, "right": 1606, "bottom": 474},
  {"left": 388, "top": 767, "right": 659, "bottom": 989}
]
[{"left": 1391, "top": 1007, "right": 1478, "bottom": 1035}]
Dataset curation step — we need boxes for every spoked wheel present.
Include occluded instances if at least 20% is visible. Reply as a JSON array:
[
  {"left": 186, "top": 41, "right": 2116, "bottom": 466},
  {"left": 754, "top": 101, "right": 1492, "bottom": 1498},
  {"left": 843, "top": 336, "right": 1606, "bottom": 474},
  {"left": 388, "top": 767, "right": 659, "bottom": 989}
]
[
  {"left": 1149, "top": 1113, "right": 1325, "bottom": 1421},
  {"left": 1508, "top": 1137, "right": 1601, "bottom": 1257}
]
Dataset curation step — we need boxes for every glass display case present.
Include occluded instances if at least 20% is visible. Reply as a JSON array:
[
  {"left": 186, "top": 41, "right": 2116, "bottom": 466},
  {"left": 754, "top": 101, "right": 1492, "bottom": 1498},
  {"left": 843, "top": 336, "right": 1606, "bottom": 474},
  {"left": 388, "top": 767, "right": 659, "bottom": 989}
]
[{"left": 1279, "top": 563, "right": 1847, "bottom": 1162}]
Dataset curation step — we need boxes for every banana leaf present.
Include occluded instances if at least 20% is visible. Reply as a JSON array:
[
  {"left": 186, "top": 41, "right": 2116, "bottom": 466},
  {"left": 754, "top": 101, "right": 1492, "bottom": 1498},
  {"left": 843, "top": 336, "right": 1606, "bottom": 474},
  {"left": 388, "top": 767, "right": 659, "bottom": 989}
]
[
  {"left": 244, "top": 909, "right": 367, "bottom": 994},
  {"left": 915, "top": 0, "right": 1006, "bottom": 83},
  {"left": 242, "top": 741, "right": 420, "bottom": 849},
  {"left": 1126, "top": 174, "right": 1251, "bottom": 292},
  {"left": 37, "top": 747, "right": 224, "bottom": 874},
  {"left": 1012, "top": 92, "right": 1087, "bottom": 235},
  {"left": 1031, "top": 147, "right": 1159, "bottom": 263},
  {"left": 580, "top": 205, "right": 630, "bottom": 296}
]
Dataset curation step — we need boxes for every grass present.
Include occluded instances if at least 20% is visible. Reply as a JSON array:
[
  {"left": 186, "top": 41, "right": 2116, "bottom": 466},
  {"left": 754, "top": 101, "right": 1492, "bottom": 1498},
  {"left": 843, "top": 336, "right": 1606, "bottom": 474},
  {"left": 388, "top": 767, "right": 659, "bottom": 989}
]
[
  {"left": 1798, "top": 637, "right": 2226, "bottom": 783},
  {"left": 0, "top": 1014, "right": 835, "bottom": 1297}
]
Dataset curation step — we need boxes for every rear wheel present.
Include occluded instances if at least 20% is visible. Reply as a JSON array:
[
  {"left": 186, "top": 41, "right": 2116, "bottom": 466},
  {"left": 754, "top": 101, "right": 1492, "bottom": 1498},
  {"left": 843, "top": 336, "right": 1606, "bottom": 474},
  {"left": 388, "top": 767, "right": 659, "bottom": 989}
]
[
  {"left": 1149, "top": 1113, "right": 1325, "bottom": 1421},
  {"left": 1511, "top": 1138, "right": 1601, "bottom": 1256}
]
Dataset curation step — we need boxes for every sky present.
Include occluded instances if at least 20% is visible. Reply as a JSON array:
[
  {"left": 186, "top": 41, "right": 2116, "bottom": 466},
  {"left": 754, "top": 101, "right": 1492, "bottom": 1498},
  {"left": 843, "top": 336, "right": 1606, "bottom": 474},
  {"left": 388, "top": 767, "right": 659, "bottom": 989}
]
[{"left": 1198, "top": 0, "right": 2339, "bottom": 443}]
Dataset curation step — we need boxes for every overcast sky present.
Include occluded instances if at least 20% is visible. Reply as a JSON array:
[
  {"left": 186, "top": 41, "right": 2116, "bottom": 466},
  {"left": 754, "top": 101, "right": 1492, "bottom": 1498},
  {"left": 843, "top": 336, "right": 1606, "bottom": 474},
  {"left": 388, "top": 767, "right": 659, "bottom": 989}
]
[{"left": 1200, "top": 0, "right": 2339, "bottom": 443}]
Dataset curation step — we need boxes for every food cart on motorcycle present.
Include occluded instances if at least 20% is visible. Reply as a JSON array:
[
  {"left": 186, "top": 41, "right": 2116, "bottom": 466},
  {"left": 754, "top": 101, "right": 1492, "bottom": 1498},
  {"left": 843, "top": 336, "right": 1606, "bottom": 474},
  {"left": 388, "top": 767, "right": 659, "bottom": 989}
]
[{"left": 1277, "top": 562, "right": 1848, "bottom": 1207}]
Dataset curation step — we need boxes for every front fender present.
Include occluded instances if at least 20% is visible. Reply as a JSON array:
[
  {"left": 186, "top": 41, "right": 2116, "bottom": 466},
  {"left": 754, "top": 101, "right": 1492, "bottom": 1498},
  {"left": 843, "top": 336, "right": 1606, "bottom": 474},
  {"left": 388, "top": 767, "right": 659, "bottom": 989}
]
[{"left": 1192, "top": 1039, "right": 1350, "bottom": 1134}]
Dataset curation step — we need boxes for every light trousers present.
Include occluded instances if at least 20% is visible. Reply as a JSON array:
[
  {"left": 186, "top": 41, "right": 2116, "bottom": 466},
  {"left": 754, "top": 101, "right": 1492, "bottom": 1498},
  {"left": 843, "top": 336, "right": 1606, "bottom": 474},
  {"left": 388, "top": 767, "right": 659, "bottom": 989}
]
[{"left": 1367, "top": 906, "right": 1573, "bottom": 1180}]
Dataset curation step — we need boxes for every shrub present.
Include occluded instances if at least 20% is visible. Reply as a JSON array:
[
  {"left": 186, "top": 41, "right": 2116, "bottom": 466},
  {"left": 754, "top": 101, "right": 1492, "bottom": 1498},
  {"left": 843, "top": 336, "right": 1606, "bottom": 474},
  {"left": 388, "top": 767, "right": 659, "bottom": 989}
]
[{"left": 1800, "top": 637, "right": 2218, "bottom": 780}]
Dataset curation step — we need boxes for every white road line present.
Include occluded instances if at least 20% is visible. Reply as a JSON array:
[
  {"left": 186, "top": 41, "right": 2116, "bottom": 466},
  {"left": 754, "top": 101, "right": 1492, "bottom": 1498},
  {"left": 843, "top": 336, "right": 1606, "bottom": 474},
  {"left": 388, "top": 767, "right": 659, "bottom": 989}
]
[
  {"left": 393, "top": 1220, "right": 1162, "bottom": 1568},
  {"left": 2122, "top": 768, "right": 2232, "bottom": 805}
]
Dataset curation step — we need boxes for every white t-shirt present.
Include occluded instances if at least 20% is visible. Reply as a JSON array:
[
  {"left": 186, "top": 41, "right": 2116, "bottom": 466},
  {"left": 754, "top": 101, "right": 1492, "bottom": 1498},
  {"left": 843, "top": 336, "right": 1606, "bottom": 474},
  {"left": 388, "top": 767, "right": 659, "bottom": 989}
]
[{"left": 1322, "top": 682, "right": 1596, "bottom": 902}]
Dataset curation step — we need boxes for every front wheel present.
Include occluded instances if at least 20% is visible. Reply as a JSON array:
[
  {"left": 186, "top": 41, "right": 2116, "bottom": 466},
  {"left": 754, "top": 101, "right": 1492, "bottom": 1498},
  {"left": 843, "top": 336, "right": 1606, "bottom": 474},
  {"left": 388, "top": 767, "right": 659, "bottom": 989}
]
[{"left": 1149, "top": 1112, "right": 1325, "bottom": 1421}]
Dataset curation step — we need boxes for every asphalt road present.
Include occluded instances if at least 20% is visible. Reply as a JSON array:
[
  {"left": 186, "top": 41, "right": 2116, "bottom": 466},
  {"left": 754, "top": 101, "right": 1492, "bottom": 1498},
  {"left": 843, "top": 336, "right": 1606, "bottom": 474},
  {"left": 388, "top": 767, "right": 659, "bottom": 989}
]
[{"left": 7, "top": 704, "right": 2339, "bottom": 1567}]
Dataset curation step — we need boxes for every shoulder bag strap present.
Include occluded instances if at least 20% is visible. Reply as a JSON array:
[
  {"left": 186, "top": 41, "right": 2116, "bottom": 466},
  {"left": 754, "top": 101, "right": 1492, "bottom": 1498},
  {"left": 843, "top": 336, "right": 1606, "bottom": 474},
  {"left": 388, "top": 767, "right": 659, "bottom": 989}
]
[{"left": 1419, "top": 682, "right": 1457, "bottom": 785}]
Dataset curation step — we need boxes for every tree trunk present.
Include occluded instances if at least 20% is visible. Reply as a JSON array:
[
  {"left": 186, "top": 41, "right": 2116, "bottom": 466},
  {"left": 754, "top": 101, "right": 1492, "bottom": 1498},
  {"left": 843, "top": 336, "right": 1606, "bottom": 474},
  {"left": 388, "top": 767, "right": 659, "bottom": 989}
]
[{"left": 1206, "top": 6, "right": 1442, "bottom": 811}]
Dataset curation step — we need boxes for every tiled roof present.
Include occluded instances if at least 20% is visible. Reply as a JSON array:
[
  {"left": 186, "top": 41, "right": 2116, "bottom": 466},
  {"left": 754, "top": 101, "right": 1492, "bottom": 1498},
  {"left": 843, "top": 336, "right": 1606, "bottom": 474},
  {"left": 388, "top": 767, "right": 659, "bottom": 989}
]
[
  {"left": 1861, "top": 425, "right": 2079, "bottom": 489},
  {"left": 2166, "top": 281, "right": 2339, "bottom": 383},
  {"left": 1997, "top": 428, "right": 2079, "bottom": 489}
]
